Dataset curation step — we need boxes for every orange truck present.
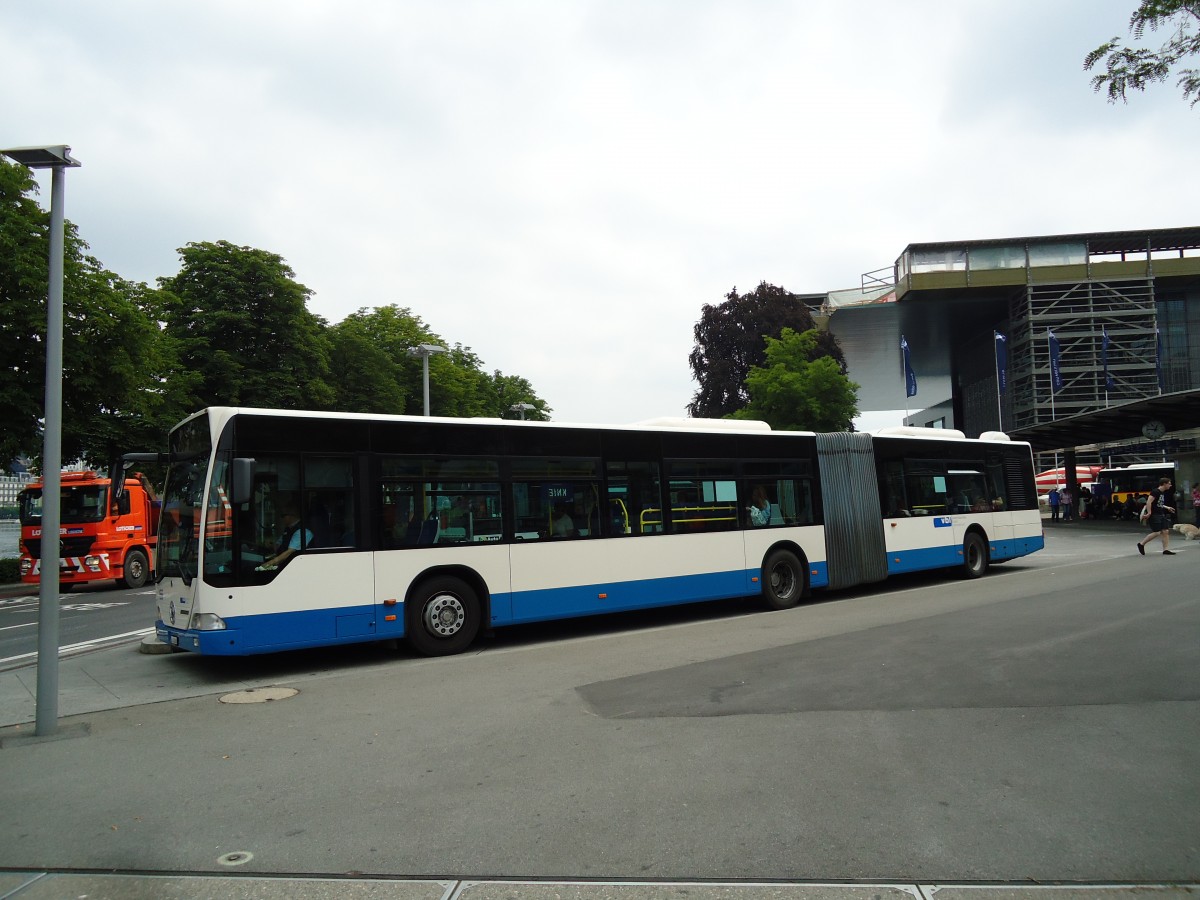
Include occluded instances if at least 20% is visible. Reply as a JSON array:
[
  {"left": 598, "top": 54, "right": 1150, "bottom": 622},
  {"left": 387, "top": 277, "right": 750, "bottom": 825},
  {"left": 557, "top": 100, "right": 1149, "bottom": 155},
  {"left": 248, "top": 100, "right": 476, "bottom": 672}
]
[{"left": 18, "top": 470, "right": 160, "bottom": 590}]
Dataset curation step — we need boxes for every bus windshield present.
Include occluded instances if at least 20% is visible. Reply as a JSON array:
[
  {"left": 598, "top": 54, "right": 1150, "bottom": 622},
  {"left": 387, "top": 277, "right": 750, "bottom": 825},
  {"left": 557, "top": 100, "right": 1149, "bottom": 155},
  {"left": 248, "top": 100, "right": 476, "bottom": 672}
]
[
  {"left": 18, "top": 485, "right": 109, "bottom": 526},
  {"left": 158, "top": 417, "right": 214, "bottom": 585}
]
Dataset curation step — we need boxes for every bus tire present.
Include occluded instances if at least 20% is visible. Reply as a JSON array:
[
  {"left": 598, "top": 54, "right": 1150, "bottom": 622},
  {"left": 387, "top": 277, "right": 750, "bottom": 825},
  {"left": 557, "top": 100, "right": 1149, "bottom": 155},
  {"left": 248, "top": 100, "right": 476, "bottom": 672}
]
[
  {"left": 407, "top": 576, "right": 480, "bottom": 656},
  {"left": 122, "top": 548, "right": 150, "bottom": 589},
  {"left": 961, "top": 532, "right": 988, "bottom": 579},
  {"left": 761, "top": 549, "right": 804, "bottom": 610}
]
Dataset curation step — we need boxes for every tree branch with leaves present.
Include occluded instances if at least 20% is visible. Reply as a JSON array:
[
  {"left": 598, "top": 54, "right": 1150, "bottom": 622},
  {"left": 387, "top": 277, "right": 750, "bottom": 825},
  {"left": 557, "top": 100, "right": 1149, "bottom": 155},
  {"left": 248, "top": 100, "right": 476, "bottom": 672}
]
[{"left": 1085, "top": 1, "right": 1200, "bottom": 107}]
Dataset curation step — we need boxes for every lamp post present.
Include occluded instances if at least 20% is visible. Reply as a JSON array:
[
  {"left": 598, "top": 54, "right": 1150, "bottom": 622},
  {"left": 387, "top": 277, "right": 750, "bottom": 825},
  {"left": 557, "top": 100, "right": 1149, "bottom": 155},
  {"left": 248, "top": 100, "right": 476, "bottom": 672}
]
[
  {"left": 406, "top": 343, "right": 447, "bottom": 416},
  {"left": 510, "top": 402, "right": 535, "bottom": 420},
  {"left": 2, "top": 145, "right": 81, "bottom": 737}
]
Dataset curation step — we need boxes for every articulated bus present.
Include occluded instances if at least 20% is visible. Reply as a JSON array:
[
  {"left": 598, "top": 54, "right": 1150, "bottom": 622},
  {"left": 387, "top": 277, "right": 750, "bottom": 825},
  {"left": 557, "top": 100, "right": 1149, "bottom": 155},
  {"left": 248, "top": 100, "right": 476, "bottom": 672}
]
[{"left": 151, "top": 407, "right": 1043, "bottom": 656}]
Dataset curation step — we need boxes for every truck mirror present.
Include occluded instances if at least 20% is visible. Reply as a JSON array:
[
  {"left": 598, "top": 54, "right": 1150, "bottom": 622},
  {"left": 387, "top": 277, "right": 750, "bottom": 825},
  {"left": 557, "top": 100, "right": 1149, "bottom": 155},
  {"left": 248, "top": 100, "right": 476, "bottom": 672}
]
[
  {"left": 231, "top": 458, "right": 256, "bottom": 506},
  {"left": 109, "top": 458, "right": 127, "bottom": 507}
]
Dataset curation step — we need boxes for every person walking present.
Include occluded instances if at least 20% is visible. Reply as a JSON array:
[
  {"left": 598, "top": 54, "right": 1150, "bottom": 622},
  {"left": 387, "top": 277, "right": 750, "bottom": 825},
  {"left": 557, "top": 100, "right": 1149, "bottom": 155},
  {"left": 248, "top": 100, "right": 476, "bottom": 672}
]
[
  {"left": 1048, "top": 487, "right": 1061, "bottom": 522},
  {"left": 1060, "top": 486, "right": 1074, "bottom": 522},
  {"left": 1137, "top": 476, "right": 1177, "bottom": 556}
]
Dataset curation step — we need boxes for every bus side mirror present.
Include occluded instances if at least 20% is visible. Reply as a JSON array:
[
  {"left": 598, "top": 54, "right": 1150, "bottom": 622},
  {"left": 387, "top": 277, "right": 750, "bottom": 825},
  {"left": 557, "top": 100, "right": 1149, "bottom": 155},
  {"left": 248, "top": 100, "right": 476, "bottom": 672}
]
[{"left": 231, "top": 458, "right": 256, "bottom": 506}]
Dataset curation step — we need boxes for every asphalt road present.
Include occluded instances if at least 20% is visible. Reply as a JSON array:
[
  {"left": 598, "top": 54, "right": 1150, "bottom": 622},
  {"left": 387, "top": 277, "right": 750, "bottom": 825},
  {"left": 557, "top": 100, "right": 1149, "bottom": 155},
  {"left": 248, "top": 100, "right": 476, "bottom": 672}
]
[
  {"left": 0, "top": 520, "right": 1196, "bottom": 883},
  {"left": 0, "top": 580, "right": 155, "bottom": 668}
]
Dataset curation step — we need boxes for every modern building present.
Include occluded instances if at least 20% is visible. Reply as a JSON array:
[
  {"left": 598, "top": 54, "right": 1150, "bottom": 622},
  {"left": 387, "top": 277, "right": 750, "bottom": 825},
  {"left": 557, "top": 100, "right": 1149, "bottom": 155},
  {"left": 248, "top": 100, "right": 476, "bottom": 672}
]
[{"left": 823, "top": 226, "right": 1200, "bottom": 513}]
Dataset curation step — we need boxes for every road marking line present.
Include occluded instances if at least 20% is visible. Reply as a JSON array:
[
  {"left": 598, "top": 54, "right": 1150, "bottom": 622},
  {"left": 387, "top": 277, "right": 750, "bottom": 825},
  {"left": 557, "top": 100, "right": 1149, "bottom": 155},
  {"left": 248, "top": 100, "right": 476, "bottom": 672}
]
[{"left": 0, "top": 628, "right": 155, "bottom": 669}]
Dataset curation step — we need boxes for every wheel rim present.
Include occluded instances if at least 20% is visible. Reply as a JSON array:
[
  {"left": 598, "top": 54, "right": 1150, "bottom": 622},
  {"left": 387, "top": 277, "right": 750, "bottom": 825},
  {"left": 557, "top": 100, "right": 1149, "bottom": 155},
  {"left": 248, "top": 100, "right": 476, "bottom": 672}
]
[
  {"left": 423, "top": 593, "right": 466, "bottom": 637},
  {"left": 967, "top": 540, "right": 983, "bottom": 572},
  {"left": 770, "top": 562, "right": 796, "bottom": 600},
  {"left": 128, "top": 556, "right": 144, "bottom": 581}
]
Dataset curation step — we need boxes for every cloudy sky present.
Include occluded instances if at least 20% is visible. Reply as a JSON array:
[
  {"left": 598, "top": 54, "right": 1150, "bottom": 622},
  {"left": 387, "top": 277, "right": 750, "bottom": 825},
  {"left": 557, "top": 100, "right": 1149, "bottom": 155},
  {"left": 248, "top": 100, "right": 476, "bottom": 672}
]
[{"left": 3, "top": 1, "right": 1197, "bottom": 428}]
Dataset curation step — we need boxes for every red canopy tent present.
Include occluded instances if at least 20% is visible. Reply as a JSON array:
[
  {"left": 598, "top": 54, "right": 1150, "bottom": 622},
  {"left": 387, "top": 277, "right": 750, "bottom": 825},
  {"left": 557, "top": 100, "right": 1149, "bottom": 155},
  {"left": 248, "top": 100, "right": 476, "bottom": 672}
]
[{"left": 1035, "top": 466, "right": 1102, "bottom": 491}]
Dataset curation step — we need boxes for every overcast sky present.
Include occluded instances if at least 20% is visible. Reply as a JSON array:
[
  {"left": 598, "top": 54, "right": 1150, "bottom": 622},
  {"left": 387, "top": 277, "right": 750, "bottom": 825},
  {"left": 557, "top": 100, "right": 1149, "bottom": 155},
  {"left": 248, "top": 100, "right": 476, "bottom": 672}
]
[{"left": 3, "top": 1, "right": 1197, "bottom": 429}]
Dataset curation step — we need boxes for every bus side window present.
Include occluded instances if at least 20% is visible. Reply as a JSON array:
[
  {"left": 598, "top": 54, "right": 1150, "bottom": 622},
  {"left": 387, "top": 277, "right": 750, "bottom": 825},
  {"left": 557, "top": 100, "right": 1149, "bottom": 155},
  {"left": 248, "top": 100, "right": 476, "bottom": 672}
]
[
  {"left": 666, "top": 462, "right": 737, "bottom": 534},
  {"left": 881, "top": 461, "right": 908, "bottom": 517},
  {"left": 605, "top": 461, "right": 662, "bottom": 537}
]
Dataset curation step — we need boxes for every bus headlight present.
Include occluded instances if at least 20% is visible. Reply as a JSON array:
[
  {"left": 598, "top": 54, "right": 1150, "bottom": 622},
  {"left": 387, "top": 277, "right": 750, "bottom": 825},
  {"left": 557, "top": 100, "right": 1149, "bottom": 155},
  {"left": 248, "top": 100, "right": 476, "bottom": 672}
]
[{"left": 190, "top": 613, "right": 227, "bottom": 631}]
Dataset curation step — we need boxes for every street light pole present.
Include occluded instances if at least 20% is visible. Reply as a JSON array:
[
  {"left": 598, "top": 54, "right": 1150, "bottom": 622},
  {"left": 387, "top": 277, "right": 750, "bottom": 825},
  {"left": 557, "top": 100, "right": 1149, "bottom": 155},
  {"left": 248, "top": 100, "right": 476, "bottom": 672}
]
[
  {"left": 406, "top": 343, "right": 448, "bottom": 416},
  {"left": 510, "top": 402, "right": 535, "bottom": 420},
  {"left": 2, "top": 145, "right": 81, "bottom": 737}
]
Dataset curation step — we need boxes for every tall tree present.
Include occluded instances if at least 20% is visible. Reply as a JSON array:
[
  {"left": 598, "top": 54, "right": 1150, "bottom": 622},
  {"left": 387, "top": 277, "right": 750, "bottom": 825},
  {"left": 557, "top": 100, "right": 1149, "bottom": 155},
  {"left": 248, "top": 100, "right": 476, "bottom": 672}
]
[
  {"left": 1085, "top": 1, "right": 1200, "bottom": 107},
  {"left": 326, "top": 305, "right": 551, "bottom": 419},
  {"left": 326, "top": 308, "right": 412, "bottom": 414},
  {"left": 490, "top": 371, "right": 550, "bottom": 420},
  {"left": 689, "top": 281, "right": 845, "bottom": 418},
  {"left": 158, "top": 241, "right": 335, "bottom": 411},
  {"left": 0, "top": 159, "right": 184, "bottom": 469},
  {"left": 732, "top": 328, "right": 860, "bottom": 432}
]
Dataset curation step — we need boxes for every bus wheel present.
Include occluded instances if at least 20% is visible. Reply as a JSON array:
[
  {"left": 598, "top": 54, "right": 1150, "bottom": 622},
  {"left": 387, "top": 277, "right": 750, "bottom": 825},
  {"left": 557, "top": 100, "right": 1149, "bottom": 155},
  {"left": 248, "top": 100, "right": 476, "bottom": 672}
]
[
  {"left": 407, "top": 576, "right": 480, "bottom": 656},
  {"left": 122, "top": 549, "right": 150, "bottom": 589},
  {"left": 962, "top": 533, "right": 988, "bottom": 579},
  {"left": 761, "top": 549, "right": 804, "bottom": 610}
]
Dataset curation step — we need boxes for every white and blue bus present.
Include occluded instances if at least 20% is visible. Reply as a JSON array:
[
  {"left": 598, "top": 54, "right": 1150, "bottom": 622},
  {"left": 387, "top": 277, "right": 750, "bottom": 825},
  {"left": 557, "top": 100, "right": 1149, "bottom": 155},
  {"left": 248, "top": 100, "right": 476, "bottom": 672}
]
[{"left": 150, "top": 408, "right": 1044, "bottom": 656}]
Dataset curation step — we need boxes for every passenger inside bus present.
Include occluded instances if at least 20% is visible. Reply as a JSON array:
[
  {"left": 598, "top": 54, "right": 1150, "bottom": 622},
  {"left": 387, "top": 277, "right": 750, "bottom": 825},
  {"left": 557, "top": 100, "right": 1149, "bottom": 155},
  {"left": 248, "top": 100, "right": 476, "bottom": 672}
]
[
  {"left": 747, "top": 485, "right": 771, "bottom": 526},
  {"left": 551, "top": 503, "right": 575, "bottom": 538},
  {"left": 258, "top": 503, "right": 313, "bottom": 570}
]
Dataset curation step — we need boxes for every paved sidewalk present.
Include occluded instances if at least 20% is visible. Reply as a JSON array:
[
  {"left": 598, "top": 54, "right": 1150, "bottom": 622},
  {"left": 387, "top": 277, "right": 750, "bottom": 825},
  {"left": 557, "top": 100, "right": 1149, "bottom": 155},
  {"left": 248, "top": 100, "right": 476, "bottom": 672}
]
[{"left": 1, "top": 872, "right": 1196, "bottom": 899}]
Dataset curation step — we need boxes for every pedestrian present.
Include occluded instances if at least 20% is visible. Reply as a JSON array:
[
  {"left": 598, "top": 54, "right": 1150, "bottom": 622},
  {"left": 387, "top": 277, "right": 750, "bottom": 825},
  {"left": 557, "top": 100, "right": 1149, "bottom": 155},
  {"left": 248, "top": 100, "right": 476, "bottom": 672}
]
[
  {"left": 1192, "top": 484, "right": 1200, "bottom": 517},
  {"left": 1136, "top": 476, "right": 1177, "bottom": 556},
  {"left": 1048, "top": 487, "right": 1060, "bottom": 522},
  {"left": 1060, "top": 486, "right": 1073, "bottom": 522}
]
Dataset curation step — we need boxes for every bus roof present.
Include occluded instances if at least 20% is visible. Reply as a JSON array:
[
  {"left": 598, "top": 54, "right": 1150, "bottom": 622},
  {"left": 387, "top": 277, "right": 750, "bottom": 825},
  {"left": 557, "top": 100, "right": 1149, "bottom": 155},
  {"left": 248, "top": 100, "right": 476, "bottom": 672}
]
[{"left": 182, "top": 406, "right": 1028, "bottom": 445}]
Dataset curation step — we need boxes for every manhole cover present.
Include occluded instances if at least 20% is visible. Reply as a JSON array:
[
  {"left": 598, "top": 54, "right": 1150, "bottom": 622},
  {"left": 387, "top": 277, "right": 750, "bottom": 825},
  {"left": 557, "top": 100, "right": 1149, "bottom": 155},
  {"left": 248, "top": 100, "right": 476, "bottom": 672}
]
[{"left": 219, "top": 687, "right": 298, "bottom": 704}]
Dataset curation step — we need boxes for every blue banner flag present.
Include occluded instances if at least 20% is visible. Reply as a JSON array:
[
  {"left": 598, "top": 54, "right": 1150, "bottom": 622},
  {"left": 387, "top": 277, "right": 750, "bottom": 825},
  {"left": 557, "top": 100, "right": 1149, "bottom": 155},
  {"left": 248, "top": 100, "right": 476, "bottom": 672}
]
[
  {"left": 1048, "top": 329, "right": 1063, "bottom": 394},
  {"left": 900, "top": 335, "right": 917, "bottom": 398},
  {"left": 1101, "top": 327, "right": 1113, "bottom": 391},
  {"left": 994, "top": 331, "right": 1007, "bottom": 395}
]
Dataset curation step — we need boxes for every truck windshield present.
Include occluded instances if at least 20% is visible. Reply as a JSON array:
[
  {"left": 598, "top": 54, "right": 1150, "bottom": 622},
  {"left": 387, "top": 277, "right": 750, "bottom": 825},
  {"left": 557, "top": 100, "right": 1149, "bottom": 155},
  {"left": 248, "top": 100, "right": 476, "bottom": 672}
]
[
  {"left": 158, "top": 417, "right": 213, "bottom": 585},
  {"left": 19, "top": 485, "right": 109, "bottom": 525}
]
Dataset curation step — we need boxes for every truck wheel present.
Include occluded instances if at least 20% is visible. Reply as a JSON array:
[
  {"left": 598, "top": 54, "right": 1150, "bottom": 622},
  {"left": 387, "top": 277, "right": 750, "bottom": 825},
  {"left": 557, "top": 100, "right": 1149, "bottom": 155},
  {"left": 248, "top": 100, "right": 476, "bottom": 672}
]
[
  {"left": 761, "top": 549, "right": 804, "bottom": 610},
  {"left": 406, "top": 576, "right": 480, "bottom": 656},
  {"left": 122, "top": 549, "right": 150, "bottom": 589}
]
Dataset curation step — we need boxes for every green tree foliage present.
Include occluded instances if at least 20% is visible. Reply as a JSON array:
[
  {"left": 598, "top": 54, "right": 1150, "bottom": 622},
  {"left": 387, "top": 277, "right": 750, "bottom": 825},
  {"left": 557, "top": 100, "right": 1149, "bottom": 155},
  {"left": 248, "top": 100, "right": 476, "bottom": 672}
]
[
  {"left": 326, "top": 306, "right": 420, "bottom": 414},
  {"left": 0, "top": 159, "right": 186, "bottom": 469},
  {"left": 1085, "top": 1, "right": 1200, "bottom": 107},
  {"left": 491, "top": 372, "right": 550, "bottom": 420},
  {"left": 326, "top": 305, "right": 550, "bottom": 419},
  {"left": 689, "top": 281, "right": 845, "bottom": 418},
  {"left": 732, "top": 328, "right": 859, "bottom": 432},
  {"left": 158, "top": 241, "right": 336, "bottom": 411},
  {"left": 2, "top": 166, "right": 551, "bottom": 471}
]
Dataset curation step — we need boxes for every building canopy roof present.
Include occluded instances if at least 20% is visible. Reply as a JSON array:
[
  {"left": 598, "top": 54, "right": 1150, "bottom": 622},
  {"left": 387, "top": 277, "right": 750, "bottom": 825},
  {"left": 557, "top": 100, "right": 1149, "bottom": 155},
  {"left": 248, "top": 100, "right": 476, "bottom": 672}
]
[
  {"left": 899, "top": 225, "right": 1200, "bottom": 257},
  {"left": 1008, "top": 389, "right": 1200, "bottom": 453}
]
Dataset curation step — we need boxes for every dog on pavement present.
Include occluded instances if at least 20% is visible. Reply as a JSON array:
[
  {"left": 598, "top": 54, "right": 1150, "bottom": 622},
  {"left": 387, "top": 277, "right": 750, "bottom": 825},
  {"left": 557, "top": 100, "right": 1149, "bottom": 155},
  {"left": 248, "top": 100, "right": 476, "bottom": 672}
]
[{"left": 1171, "top": 523, "right": 1199, "bottom": 540}]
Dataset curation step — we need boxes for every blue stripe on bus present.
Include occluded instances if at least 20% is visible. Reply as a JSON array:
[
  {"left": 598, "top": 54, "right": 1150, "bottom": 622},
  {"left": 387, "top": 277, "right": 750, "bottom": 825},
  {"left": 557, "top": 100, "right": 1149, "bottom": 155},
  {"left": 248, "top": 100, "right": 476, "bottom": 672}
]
[
  {"left": 505, "top": 568, "right": 756, "bottom": 625},
  {"left": 885, "top": 535, "right": 1045, "bottom": 575},
  {"left": 158, "top": 566, "right": 789, "bottom": 655},
  {"left": 157, "top": 536, "right": 1039, "bottom": 656}
]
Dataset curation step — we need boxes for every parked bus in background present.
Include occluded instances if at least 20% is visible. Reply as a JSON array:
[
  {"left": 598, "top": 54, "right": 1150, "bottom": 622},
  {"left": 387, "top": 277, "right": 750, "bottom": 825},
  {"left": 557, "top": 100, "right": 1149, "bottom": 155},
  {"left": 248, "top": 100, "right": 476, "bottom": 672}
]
[
  {"left": 150, "top": 408, "right": 1043, "bottom": 657},
  {"left": 18, "top": 470, "right": 160, "bottom": 590},
  {"left": 1097, "top": 462, "right": 1178, "bottom": 506}
]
